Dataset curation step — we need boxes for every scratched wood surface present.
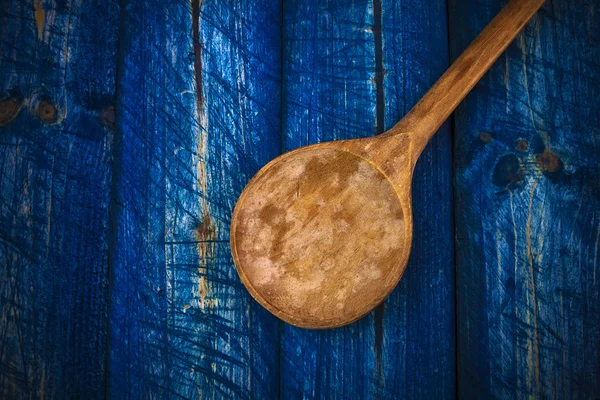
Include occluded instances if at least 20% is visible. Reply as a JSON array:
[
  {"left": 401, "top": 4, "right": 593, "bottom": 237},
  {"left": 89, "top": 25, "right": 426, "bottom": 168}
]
[
  {"left": 379, "top": 0, "right": 456, "bottom": 398},
  {"left": 0, "top": 0, "right": 119, "bottom": 398},
  {"left": 280, "top": 0, "right": 455, "bottom": 398},
  {"left": 280, "top": 1, "right": 379, "bottom": 396},
  {"left": 108, "top": 0, "right": 281, "bottom": 398},
  {"left": 2, "top": 0, "right": 599, "bottom": 398},
  {"left": 450, "top": 0, "right": 600, "bottom": 398}
]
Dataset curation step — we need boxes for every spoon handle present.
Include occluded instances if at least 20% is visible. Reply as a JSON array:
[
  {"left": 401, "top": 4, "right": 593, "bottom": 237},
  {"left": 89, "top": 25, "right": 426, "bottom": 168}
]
[{"left": 386, "top": 0, "right": 544, "bottom": 154}]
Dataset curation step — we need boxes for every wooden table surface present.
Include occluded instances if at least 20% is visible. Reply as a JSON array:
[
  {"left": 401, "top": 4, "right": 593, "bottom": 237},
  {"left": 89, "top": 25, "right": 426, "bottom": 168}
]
[{"left": 0, "top": 0, "right": 598, "bottom": 398}]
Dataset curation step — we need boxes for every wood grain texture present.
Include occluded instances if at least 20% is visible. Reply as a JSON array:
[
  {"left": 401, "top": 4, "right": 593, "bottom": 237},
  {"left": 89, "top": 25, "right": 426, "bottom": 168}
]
[
  {"left": 278, "top": 0, "right": 455, "bottom": 396},
  {"left": 379, "top": 0, "right": 456, "bottom": 398},
  {"left": 232, "top": 145, "right": 409, "bottom": 328},
  {"left": 2, "top": 0, "right": 596, "bottom": 396},
  {"left": 0, "top": 0, "right": 119, "bottom": 398},
  {"left": 451, "top": 0, "right": 600, "bottom": 397},
  {"left": 109, "top": 0, "right": 281, "bottom": 398},
  {"left": 389, "top": 0, "right": 544, "bottom": 150},
  {"left": 279, "top": 0, "right": 379, "bottom": 396}
]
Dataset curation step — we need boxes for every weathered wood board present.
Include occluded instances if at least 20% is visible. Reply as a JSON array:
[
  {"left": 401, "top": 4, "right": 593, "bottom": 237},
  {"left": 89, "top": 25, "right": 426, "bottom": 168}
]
[
  {"left": 280, "top": 0, "right": 380, "bottom": 397},
  {"left": 379, "top": 0, "right": 456, "bottom": 398},
  {"left": 1, "top": 0, "right": 599, "bottom": 398},
  {"left": 450, "top": 0, "right": 600, "bottom": 397},
  {"left": 108, "top": 0, "right": 281, "bottom": 398},
  {"left": 280, "top": 0, "right": 455, "bottom": 398},
  {"left": 0, "top": 0, "right": 119, "bottom": 398}
]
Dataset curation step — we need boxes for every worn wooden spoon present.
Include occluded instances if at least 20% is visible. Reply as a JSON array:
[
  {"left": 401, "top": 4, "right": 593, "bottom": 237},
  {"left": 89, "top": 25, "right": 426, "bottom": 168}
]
[{"left": 230, "top": 0, "right": 544, "bottom": 329}]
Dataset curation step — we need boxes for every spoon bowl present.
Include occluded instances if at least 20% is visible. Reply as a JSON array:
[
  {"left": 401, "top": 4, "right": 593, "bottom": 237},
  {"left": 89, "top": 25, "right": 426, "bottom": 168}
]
[{"left": 231, "top": 141, "right": 413, "bottom": 328}]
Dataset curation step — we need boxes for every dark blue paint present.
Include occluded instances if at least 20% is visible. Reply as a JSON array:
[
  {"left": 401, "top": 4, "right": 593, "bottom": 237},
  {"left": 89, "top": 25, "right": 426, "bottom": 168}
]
[
  {"left": 0, "top": 0, "right": 119, "bottom": 398},
  {"left": 280, "top": 0, "right": 379, "bottom": 398},
  {"left": 451, "top": 0, "right": 600, "bottom": 397},
  {"left": 380, "top": 0, "right": 456, "bottom": 398},
  {"left": 109, "top": 0, "right": 281, "bottom": 398},
  {"left": 1, "top": 0, "right": 598, "bottom": 398},
  {"left": 280, "top": 0, "right": 455, "bottom": 398}
]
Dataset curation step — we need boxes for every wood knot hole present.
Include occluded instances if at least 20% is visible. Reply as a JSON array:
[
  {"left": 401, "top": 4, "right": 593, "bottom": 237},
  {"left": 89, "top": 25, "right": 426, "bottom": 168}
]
[
  {"left": 536, "top": 150, "right": 562, "bottom": 173},
  {"left": 516, "top": 140, "right": 528, "bottom": 152},
  {"left": 38, "top": 100, "right": 57, "bottom": 124},
  {"left": 492, "top": 153, "right": 522, "bottom": 188},
  {"left": 0, "top": 98, "right": 20, "bottom": 126},
  {"left": 479, "top": 132, "right": 493, "bottom": 143}
]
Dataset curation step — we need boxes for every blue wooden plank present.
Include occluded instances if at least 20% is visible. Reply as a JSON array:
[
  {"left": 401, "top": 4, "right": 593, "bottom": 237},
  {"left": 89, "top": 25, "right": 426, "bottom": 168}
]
[
  {"left": 280, "top": 0, "right": 455, "bottom": 398},
  {"left": 280, "top": 0, "right": 379, "bottom": 398},
  {"left": 380, "top": 0, "right": 456, "bottom": 398},
  {"left": 0, "top": 0, "right": 119, "bottom": 398},
  {"left": 109, "top": 0, "right": 281, "bottom": 398},
  {"left": 450, "top": 0, "right": 600, "bottom": 397}
]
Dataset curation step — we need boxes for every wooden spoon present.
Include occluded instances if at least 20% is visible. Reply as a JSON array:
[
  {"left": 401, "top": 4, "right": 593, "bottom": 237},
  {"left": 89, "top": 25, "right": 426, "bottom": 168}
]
[{"left": 231, "top": 0, "right": 545, "bottom": 329}]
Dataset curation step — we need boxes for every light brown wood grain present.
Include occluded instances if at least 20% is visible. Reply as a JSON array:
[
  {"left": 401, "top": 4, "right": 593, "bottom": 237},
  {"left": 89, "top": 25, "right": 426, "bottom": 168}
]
[{"left": 231, "top": 0, "right": 545, "bottom": 329}]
